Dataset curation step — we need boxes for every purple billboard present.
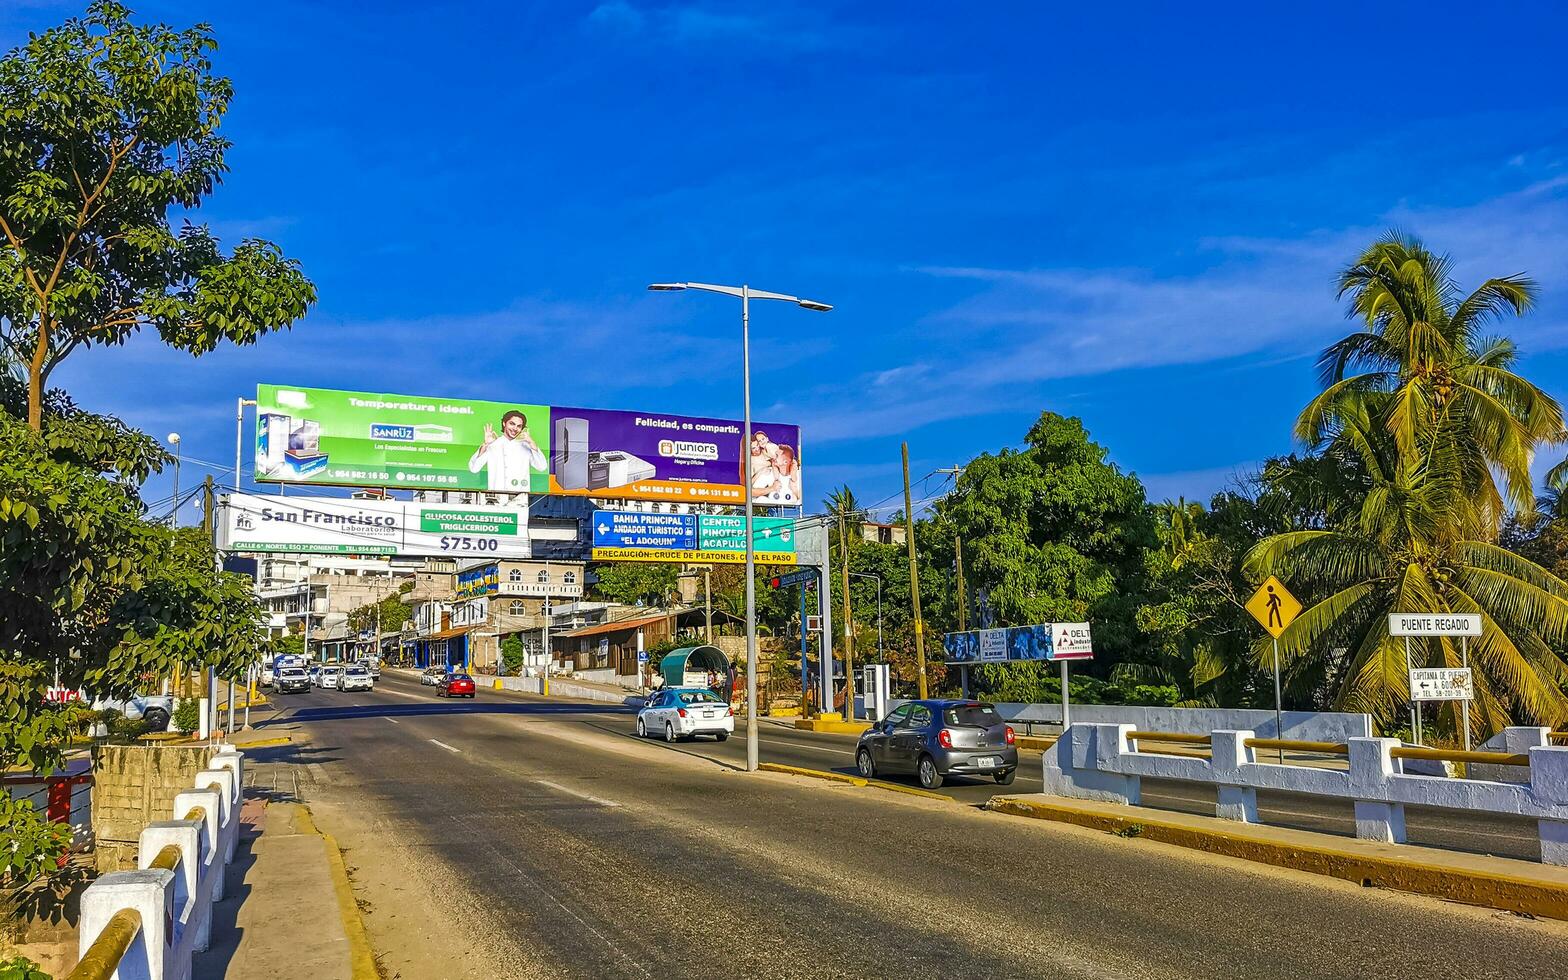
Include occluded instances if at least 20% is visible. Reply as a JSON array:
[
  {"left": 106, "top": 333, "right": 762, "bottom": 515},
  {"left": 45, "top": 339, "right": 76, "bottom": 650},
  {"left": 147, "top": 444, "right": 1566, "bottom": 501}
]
[{"left": 548, "top": 407, "right": 802, "bottom": 506}]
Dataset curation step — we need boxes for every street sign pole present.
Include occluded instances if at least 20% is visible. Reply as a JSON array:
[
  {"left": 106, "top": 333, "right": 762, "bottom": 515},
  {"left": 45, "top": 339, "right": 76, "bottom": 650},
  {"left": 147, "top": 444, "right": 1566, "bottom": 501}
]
[
  {"left": 1272, "top": 637, "right": 1282, "bottom": 761},
  {"left": 1460, "top": 635, "right": 1470, "bottom": 751},
  {"left": 799, "top": 584, "right": 809, "bottom": 715},
  {"left": 1060, "top": 659, "right": 1071, "bottom": 731},
  {"left": 1405, "top": 635, "right": 1420, "bottom": 746}
]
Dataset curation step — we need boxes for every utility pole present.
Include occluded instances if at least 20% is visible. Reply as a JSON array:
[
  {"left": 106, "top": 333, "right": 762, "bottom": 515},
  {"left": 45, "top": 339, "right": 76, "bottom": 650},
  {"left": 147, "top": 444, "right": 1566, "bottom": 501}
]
[
  {"left": 902, "top": 443, "right": 928, "bottom": 698},
  {"left": 839, "top": 512, "right": 856, "bottom": 721},
  {"left": 955, "top": 536, "right": 967, "bottom": 631},
  {"left": 200, "top": 476, "right": 217, "bottom": 739},
  {"left": 704, "top": 567, "right": 713, "bottom": 644}
]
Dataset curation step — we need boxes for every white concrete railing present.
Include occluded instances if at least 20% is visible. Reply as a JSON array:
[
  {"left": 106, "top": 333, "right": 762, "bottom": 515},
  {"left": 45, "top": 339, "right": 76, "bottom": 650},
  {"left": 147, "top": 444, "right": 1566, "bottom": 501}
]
[
  {"left": 70, "top": 746, "right": 244, "bottom": 980},
  {"left": 1043, "top": 723, "right": 1568, "bottom": 865}
]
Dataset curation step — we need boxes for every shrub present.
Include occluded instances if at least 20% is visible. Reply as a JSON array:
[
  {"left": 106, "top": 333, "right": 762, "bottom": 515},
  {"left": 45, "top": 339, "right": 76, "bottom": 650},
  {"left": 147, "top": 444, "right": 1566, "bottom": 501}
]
[
  {"left": 0, "top": 953, "right": 51, "bottom": 980},
  {"left": 173, "top": 698, "right": 201, "bottom": 733},
  {"left": 500, "top": 636, "right": 526, "bottom": 675}
]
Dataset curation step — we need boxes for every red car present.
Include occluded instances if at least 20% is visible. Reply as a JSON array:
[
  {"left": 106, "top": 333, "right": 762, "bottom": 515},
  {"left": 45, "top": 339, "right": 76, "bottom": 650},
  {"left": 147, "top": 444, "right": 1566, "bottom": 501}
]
[{"left": 437, "top": 673, "right": 476, "bottom": 698}]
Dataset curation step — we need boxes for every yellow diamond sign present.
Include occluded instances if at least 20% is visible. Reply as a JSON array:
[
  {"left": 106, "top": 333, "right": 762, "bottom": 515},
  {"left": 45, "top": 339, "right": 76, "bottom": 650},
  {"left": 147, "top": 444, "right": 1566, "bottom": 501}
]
[{"left": 1246, "top": 576, "right": 1301, "bottom": 639}]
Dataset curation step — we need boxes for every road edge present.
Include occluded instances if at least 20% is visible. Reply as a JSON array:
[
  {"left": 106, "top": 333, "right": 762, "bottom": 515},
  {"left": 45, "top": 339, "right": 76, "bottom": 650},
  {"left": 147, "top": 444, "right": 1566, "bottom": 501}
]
[
  {"left": 987, "top": 795, "right": 1568, "bottom": 921},
  {"left": 297, "top": 803, "right": 382, "bottom": 979}
]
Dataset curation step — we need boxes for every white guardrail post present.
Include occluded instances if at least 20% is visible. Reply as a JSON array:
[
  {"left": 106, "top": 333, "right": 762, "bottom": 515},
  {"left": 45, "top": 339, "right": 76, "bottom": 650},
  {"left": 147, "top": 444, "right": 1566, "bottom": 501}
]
[
  {"left": 73, "top": 748, "right": 245, "bottom": 980},
  {"left": 1529, "top": 744, "right": 1568, "bottom": 865},
  {"left": 1347, "top": 737, "right": 1406, "bottom": 843},
  {"left": 1210, "top": 730, "right": 1258, "bottom": 823}
]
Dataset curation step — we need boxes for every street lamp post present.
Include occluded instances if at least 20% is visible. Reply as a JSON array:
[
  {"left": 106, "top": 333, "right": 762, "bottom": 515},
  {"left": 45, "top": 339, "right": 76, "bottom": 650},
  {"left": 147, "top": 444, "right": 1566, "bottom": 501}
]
[
  {"left": 167, "top": 433, "right": 182, "bottom": 525},
  {"left": 648, "top": 282, "right": 832, "bottom": 773}
]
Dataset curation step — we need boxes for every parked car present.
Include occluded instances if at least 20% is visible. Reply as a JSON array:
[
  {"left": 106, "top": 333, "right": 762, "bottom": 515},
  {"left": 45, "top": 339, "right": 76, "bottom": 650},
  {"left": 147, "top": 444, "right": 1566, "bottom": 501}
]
[
  {"left": 637, "top": 688, "right": 734, "bottom": 742},
  {"left": 260, "top": 664, "right": 275, "bottom": 688},
  {"left": 420, "top": 667, "right": 446, "bottom": 686},
  {"left": 340, "top": 664, "right": 374, "bottom": 692},
  {"left": 275, "top": 668, "right": 311, "bottom": 694},
  {"left": 317, "top": 666, "right": 344, "bottom": 690},
  {"left": 93, "top": 694, "right": 174, "bottom": 732},
  {"left": 855, "top": 699, "right": 1016, "bottom": 789},
  {"left": 437, "top": 673, "right": 475, "bottom": 698},
  {"left": 308, "top": 664, "right": 322, "bottom": 685}
]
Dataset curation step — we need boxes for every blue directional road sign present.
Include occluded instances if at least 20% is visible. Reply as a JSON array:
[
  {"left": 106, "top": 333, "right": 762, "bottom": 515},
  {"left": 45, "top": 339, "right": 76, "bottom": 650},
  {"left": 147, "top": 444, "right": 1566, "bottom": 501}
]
[
  {"left": 592, "top": 510, "right": 697, "bottom": 550},
  {"left": 771, "top": 567, "right": 819, "bottom": 588}
]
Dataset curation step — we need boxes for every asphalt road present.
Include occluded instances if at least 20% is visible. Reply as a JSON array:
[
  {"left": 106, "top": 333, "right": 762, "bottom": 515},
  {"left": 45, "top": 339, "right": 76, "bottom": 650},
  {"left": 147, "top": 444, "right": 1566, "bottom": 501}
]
[{"left": 242, "top": 673, "right": 1568, "bottom": 979}]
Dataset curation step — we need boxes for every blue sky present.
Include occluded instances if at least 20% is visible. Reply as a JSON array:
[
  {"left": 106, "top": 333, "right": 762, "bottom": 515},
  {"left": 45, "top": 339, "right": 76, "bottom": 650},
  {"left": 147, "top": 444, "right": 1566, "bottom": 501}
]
[{"left": 6, "top": 1, "right": 1568, "bottom": 519}]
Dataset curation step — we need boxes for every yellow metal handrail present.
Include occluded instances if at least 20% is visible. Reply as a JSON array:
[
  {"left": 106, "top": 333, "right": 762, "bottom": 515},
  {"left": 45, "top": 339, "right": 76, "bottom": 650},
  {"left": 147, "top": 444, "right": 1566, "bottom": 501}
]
[
  {"left": 65, "top": 908, "right": 141, "bottom": 980},
  {"left": 183, "top": 806, "right": 205, "bottom": 823},
  {"left": 1391, "top": 746, "right": 1529, "bottom": 767},
  {"left": 1245, "top": 738, "right": 1349, "bottom": 756},
  {"left": 1128, "top": 731, "right": 1212, "bottom": 745},
  {"left": 148, "top": 843, "right": 182, "bottom": 873}
]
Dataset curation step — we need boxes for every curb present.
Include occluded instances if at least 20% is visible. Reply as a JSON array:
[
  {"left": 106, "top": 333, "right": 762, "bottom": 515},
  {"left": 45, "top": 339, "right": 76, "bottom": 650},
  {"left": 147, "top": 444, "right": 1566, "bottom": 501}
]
[
  {"left": 229, "top": 735, "right": 293, "bottom": 750},
  {"left": 792, "top": 717, "right": 872, "bottom": 735},
  {"left": 758, "top": 763, "right": 955, "bottom": 802},
  {"left": 296, "top": 804, "right": 380, "bottom": 980},
  {"left": 986, "top": 795, "right": 1568, "bottom": 921}
]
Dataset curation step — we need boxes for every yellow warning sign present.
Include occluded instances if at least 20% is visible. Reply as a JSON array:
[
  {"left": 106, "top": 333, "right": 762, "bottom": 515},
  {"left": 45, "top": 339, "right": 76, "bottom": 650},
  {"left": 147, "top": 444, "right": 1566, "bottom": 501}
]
[{"left": 1246, "top": 576, "right": 1301, "bottom": 639}]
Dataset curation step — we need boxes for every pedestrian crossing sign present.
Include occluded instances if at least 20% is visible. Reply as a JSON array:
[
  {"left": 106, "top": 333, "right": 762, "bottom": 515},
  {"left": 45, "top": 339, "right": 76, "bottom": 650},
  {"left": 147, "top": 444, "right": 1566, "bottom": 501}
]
[{"left": 1246, "top": 576, "right": 1301, "bottom": 639}]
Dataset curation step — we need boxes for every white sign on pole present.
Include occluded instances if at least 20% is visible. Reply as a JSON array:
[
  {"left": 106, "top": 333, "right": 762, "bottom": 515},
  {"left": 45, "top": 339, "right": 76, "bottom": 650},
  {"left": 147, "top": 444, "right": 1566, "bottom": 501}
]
[
  {"left": 1409, "top": 667, "right": 1474, "bottom": 701},
  {"left": 1052, "top": 622, "right": 1094, "bottom": 661},
  {"left": 219, "top": 492, "right": 531, "bottom": 558},
  {"left": 979, "top": 629, "right": 1008, "bottom": 662},
  {"left": 1387, "top": 613, "right": 1482, "bottom": 637}
]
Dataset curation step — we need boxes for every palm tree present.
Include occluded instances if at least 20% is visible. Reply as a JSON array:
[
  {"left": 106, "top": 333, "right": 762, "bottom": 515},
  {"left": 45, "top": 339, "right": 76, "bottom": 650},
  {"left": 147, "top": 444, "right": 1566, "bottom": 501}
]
[
  {"left": 1252, "top": 235, "right": 1568, "bottom": 736},
  {"left": 1297, "top": 233, "right": 1563, "bottom": 531},
  {"left": 824, "top": 484, "right": 864, "bottom": 525}
]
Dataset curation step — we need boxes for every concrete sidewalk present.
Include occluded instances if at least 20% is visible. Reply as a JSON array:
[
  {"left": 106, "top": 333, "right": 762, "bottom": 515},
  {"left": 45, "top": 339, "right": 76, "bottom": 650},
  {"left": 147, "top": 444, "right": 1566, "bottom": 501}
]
[{"left": 192, "top": 798, "right": 368, "bottom": 979}]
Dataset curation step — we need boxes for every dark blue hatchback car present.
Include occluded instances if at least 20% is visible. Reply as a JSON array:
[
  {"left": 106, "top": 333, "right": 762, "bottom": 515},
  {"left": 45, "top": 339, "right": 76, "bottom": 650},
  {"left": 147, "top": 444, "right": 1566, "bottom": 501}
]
[{"left": 855, "top": 699, "right": 1017, "bottom": 789}]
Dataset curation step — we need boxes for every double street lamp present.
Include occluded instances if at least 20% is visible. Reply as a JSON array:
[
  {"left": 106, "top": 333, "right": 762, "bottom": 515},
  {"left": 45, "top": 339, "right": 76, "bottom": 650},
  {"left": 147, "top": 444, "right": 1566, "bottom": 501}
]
[{"left": 648, "top": 282, "right": 832, "bottom": 773}]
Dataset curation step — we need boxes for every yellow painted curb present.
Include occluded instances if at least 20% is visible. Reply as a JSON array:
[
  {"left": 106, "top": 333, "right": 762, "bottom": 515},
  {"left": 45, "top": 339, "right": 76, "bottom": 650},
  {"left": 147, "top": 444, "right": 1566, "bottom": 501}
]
[
  {"left": 758, "top": 763, "right": 868, "bottom": 787},
  {"left": 1014, "top": 735, "right": 1057, "bottom": 752},
  {"left": 230, "top": 735, "right": 293, "bottom": 749},
  {"left": 292, "top": 803, "right": 378, "bottom": 980},
  {"left": 792, "top": 717, "right": 872, "bottom": 735},
  {"left": 865, "top": 780, "right": 950, "bottom": 802},
  {"left": 493, "top": 679, "right": 504, "bottom": 689},
  {"left": 986, "top": 796, "right": 1568, "bottom": 921}
]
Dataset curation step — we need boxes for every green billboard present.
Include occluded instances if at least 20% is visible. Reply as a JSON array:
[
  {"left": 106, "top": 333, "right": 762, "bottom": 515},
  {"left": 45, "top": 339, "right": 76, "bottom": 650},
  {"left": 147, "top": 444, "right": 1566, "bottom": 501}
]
[{"left": 255, "top": 384, "right": 550, "bottom": 494}]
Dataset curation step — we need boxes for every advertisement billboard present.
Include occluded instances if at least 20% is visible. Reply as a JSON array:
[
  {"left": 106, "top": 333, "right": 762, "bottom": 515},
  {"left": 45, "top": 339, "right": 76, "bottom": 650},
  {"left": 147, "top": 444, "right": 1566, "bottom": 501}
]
[
  {"left": 590, "top": 510, "right": 797, "bottom": 564},
  {"left": 255, "top": 385, "right": 550, "bottom": 495},
  {"left": 941, "top": 623, "right": 1092, "bottom": 664},
  {"left": 255, "top": 385, "right": 803, "bottom": 506},
  {"left": 550, "top": 407, "right": 802, "bottom": 506},
  {"left": 219, "top": 493, "right": 531, "bottom": 558},
  {"left": 455, "top": 563, "right": 500, "bottom": 598}
]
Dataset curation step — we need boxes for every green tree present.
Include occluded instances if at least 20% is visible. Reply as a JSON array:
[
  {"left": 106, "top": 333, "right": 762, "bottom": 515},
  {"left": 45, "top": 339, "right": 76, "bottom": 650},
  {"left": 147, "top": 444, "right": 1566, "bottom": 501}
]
[
  {"left": 1251, "top": 236, "right": 1568, "bottom": 736},
  {"left": 591, "top": 562, "right": 680, "bottom": 608},
  {"left": 0, "top": 2, "right": 314, "bottom": 429},
  {"left": 347, "top": 587, "right": 412, "bottom": 636},
  {"left": 500, "top": 635, "right": 526, "bottom": 675}
]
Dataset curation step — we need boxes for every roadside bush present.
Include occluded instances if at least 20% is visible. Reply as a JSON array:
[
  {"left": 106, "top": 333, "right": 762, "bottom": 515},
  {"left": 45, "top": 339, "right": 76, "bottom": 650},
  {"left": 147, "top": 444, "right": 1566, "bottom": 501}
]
[
  {"left": 173, "top": 698, "right": 201, "bottom": 733},
  {"left": 500, "top": 636, "right": 526, "bottom": 676},
  {"left": 0, "top": 953, "right": 51, "bottom": 980}
]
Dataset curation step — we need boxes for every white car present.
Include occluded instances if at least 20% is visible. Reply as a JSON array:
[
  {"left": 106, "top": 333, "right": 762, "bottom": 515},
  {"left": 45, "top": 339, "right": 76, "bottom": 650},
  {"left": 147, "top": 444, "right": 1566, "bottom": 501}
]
[
  {"left": 637, "top": 688, "right": 733, "bottom": 742},
  {"left": 340, "top": 665, "right": 374, "bottom": 692},
  {"left": 317, "top": 666, "right": 344, "bottom": 690},
  {"left": 420, "top": 667, "right": 445, "bottom": 686},
  {"left": 260, "top": 665, "right": 275, "bottom": 688}
]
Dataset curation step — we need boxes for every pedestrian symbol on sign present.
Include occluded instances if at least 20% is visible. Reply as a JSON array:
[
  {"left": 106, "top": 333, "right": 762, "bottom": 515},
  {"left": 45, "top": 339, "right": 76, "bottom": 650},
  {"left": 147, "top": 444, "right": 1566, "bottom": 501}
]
[{"left": 1245, "top": 576, "right": 1301, "bottom": 639}]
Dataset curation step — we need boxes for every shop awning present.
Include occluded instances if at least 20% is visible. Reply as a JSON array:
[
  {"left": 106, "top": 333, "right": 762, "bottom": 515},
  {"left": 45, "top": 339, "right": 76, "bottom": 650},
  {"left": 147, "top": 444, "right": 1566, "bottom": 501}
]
[
  {"left": 423, "top": 625, "right": 477, "bottom": 641},
  {"left": 560, "top": 613, "right": 668, "bottom": 639}
]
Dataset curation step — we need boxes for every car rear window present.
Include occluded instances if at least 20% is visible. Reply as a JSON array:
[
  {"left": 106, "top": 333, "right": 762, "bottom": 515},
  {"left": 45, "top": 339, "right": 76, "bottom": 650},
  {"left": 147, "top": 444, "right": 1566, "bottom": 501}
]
[
  {"left": 677, "top": 691, "right": 722, "bottom": 705},
  {"left": 945, "top": 704, "right": 1003, "bottom": 727},
  {"left": 346, "top": 667, "right": 367, "bottom": 675}
]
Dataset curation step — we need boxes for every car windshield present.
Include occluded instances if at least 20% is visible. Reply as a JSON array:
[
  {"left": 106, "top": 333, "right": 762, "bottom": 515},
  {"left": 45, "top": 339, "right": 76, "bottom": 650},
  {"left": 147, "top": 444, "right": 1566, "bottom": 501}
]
[
  {"left": 677, "top": 691, "right": 723, "bottom": 705},
  {"left": 944, "top": 704, "right": 1003, "bottom": 727},
  {"left": 280, "top": 670, "right": 304, "bottom": 679}
]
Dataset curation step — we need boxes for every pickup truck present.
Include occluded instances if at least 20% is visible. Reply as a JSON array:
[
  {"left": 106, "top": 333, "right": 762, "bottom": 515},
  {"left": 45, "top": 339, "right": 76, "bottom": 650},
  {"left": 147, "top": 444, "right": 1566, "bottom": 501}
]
[{"left": 92, "top": 694, "right": 174, "bottom": 732}]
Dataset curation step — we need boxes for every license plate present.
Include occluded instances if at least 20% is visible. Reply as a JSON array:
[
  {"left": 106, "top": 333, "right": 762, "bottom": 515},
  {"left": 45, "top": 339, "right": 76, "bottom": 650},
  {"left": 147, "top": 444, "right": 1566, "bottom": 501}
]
[
  {"left": 978, "top": 757, "right": 998, "bottom": 769},
  {"left": 703, "top": 711, "right": 715, "bottom": 719}
]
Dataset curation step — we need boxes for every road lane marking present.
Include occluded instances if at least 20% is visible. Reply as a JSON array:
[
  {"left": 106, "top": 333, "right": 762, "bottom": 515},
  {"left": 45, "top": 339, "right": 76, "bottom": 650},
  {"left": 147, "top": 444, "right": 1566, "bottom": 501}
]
[
  {"left": 385, "top": 718, "right": 400, "bottom": 724},
  {"left": 377, "top": 689, "right": 428, "bottom": 700},
  {"left": 536, "top": 779, "right": 621, "bottom": 808},
  {"left": 429, "top": 739, "right": 461, "bottom": 754}
]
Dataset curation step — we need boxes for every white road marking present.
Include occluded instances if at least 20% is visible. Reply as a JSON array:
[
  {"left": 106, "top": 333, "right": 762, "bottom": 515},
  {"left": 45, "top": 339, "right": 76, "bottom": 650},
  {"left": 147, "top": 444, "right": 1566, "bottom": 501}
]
[
  {"left": 377, "top": 689, "right": 428, "bottom": 700},
  {"left": 536, "top": 779, "right": 621, "bottom": 808},
  {"left": 385, "top": 718, "right": 400, "bottom": 724},
  {"left": 429, "top": 739, "right": 461, "bottom": 754}
]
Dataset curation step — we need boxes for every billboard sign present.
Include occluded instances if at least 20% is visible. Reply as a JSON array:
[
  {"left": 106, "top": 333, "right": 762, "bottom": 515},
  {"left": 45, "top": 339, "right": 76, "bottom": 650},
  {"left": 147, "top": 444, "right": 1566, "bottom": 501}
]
[
  {"left": 550, "top": 407, "right": 802, "bottom": 506},
  {"left": 590, "top": 510, "right": 797, "bottom": 564},
  {"left": 255, "top": 384, "right": 550, "bottom": 495},
  {"left": 256, "top": 385, "right": 803, "bottom": 506},
  {"left": 219, "top": 493, "right": 531, "bottom": 558},
  {"left": 1052, "top": 622, "right": 1094, "bottom": 660},
  {"left": 942, "top": 625, "right": 1056, "bottom": 663}
]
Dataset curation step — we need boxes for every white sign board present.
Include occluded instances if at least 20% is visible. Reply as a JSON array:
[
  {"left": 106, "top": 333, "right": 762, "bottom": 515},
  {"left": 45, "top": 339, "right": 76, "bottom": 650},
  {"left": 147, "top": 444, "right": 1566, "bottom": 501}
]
[
  {"left": 219, "top": 493, "right": 530, "bottom": 558},
  {"left": 1388, "top": 613, "right": 1482, "bottom": 637},
  {"left": 1052, "top": 622, "right": 1094, "bottom": 661},
  {"left": 1409, "top": 667, "right": 1473, "bottom": 701},
  {"left": 979, "top": 629, "right": 1009, "bottom": 662}
]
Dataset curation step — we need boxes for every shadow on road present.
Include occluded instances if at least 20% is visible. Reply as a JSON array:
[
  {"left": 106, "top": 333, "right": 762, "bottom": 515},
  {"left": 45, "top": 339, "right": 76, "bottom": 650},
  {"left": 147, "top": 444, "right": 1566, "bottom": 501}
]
[{"left": 261, "top": 700, "right": 636, "bottom": 725}]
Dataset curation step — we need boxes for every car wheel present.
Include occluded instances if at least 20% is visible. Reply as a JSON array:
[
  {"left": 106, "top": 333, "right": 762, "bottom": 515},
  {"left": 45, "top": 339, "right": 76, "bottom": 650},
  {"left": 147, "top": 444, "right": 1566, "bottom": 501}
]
[
  {"left": 715, "top": 732, "right": 729, "bottom": 742},
  {"left": 637, "top": 718, "right": 647, "bottom": 738},
  {"left": 665, "top": 722, "right": 676, "bottom": 743},
  {"left": 994, "top": 768, "right": 1016, "bottom": 786},
  {"left": 142, "top": 708, "right": 170, "bottom": 732},
  {"left": 856, "top": 748, "right": 876, "bottom": 779},
  {"left": 917, "top": 755, "right": 943, "bottom": 790}
]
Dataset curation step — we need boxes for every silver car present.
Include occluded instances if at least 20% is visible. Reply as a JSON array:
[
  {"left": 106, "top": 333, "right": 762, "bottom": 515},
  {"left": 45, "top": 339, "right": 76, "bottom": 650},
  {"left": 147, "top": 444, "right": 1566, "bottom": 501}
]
[{"left": 856, "top": 699, "right": 1017, "bottom": 789}]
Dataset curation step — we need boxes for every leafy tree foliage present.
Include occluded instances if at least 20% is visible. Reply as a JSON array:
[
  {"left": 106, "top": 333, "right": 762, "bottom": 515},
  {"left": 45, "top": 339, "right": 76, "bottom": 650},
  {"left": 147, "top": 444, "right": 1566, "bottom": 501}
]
[
  {"left": 0, "top": 1, "right": 315, "bottom": 428},
  {"left": 591, "top": 562, "right": 681, "bottom": 608},
  {"left": 346, "top": 585, "right": 412, "bottom": 636}
]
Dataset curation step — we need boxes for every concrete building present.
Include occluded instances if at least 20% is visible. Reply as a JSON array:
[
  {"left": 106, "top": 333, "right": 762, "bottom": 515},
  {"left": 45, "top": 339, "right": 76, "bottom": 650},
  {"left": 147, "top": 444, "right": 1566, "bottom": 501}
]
[{"left": 406, "top": 558, "right": 587, "bottom": 672}]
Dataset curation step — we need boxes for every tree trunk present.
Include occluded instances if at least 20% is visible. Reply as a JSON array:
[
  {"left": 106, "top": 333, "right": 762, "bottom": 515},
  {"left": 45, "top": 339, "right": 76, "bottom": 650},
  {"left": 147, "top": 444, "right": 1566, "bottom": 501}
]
[{"left": 27, "top": 316, "right": 48, "bottom": 431}]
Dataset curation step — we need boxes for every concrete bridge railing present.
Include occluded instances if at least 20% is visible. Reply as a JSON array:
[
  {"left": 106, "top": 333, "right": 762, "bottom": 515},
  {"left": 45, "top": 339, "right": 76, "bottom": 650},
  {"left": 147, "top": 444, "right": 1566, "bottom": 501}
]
[
  {"left": 1044, "top": 723, "right": 1568, "bottom": 864},
  {"left": 67, "top": 745, "right": 244, "bottom": 980}
]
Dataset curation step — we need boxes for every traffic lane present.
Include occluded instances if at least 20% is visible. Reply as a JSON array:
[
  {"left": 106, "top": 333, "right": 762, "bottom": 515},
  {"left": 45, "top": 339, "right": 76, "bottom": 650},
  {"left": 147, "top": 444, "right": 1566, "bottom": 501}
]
[
  {"left": 294, "top": 698, "right": 1568, "bottom": 980},
  {"left": 303, "top": 675, "right": 1542, "bottom": 861}
]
